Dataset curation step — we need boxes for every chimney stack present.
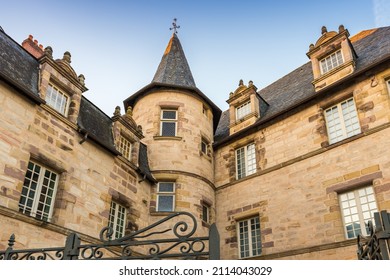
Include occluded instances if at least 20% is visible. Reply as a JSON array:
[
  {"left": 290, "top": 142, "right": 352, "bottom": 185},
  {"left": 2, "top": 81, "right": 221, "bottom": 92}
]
[{"left": 22, "top": 34, "right": 44, "bottom": 59}]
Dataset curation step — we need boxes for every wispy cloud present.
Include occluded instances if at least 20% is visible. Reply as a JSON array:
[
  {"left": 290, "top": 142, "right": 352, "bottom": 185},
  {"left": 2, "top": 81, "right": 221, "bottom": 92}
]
[{"left": 373, "top": 0, "right": 390, "bottom": 27}]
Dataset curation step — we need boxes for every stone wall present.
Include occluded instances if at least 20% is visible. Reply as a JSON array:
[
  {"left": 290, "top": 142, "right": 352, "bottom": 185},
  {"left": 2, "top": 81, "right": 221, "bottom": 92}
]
[
  {"left": 214, "top": 69, "right": 390, "bottom": 259},
  {"left": 0, "top": 80, "right": 152, "bottom": 248}
]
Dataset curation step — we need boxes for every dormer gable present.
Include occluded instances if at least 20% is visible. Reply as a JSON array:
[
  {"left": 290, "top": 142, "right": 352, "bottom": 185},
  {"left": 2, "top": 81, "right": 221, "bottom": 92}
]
[
  {"left": 112, "top": 105, "right": 144, "bottom": 166},
  {"left": 227, "top": 80, "right": 267, "bottom": 135},
  {"left": 36, "top": 43, "right": 87, "bottom": 124},
  {"left": 307, "top": 25, "right": 357, "bottom": 91}
]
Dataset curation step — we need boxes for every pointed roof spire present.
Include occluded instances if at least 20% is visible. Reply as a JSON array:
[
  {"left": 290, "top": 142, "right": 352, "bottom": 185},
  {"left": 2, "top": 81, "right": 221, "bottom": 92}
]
[{"left": 152, "top": 30, "right": 196, "bottom": 88}]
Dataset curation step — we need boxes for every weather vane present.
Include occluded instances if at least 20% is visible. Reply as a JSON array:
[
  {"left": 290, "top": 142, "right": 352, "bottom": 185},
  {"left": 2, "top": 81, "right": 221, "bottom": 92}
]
[{"left": 170, "top": 18, "right": 180, "bottom": 34}]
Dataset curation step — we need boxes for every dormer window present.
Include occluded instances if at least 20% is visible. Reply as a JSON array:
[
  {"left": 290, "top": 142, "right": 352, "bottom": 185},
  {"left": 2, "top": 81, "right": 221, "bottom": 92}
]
[
  {"left": 320, "top": 50, "right": 344, "bottom": 74},
  {"left": 118, "top": 135, "right": 133, "bottom": 161},
  {"left": 45, "top": 84, "right": 69, "bottom": 116},
  {"left": 236, "top": 100, "right": 251, "bottom": 120}
]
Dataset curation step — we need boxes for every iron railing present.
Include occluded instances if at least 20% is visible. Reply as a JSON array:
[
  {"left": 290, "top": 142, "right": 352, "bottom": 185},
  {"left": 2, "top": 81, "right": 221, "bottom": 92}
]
[
  {"left": 357, "top": 210, "right": 390, "bottom": 260},
  {"left": 0, "top": 211, "right": 219, "bottom": 260}
]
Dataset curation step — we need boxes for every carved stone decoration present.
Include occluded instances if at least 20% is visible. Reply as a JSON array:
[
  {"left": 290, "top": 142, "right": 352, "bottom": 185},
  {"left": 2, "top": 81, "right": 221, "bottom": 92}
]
[
  {"left": 113, "top": 106, "right": 121, "bottom": 117},
  {"left": 44, "top": 46, "right": 53, "bottom": 58},
  {"left": 78, "top": 74, "right": 85, "bottom": 86},
  {"left": 370, "top": 76, "right": 378, "bottom": 87},
  {"left": 63, "top": 51, "right": 71, "bottom": 64}
]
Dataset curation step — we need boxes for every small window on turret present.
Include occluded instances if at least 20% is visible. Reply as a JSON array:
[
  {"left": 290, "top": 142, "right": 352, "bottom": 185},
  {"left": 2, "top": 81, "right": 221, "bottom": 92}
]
[{"left": 160, "top": 109, "right": 177, "bottom": 136}]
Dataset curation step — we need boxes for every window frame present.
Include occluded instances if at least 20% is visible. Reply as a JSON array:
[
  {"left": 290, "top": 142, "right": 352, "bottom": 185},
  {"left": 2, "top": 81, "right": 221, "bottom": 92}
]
[
  {"left": 324, "top": 97, "right": 361, "bottom": 144},
  {"left": 202, "top": 204, "right": 210, "bottom": 224},
  {"left": 108, "top": 201, "right": 127, "bottom": 239},
  {"left": 118, "top": 135, "right": 133, "bottom": 161},
  {"left": 18, "top": 161, "right": 59, "bottom": 222},
  {"left": 236, "top": 100, "right": 251, "bottom": 120},
  {"left": 160, "top": 109, "right": 178, "bottom": 137},
  {"left": 237, "top": 216, "right": 262, "bottom": 259},
  {"left": 45, "top": 83, "right": 70, "bottom": 116},
  {"left": 235, "top": 143, "right": 256, "bottom": 180},
  {"left": 338, "top": 186, "right": 378, "bottom": 239},
  {"left": 319, "top": 49, "right": 344, "bottom": 75},
  {"left": 156, "top": 182, "right": 175, "bottom": 212}
]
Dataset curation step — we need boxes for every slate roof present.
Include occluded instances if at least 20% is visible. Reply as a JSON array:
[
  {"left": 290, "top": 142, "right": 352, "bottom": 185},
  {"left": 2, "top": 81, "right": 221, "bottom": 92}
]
[
  {"left": 138, "top": 143, "right": 156, "bottom": 183},
  {"left": 152, "top": 33, "right": 196, "bottom": 88},
  {"left": 77, "top": 96, "right": 119, "bottom": 154},
  {"left": 214, "top": 26, "right": 390, "bottom": 145},
  {"left": 0, "top": 28, "right": 42, "bottom": 103},
  {"left": 124, "top": 33, "right": 222, "bottom": 133}
]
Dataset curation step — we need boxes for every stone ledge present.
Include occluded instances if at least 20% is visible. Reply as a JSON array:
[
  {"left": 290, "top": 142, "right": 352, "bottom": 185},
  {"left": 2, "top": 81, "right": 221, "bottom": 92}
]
[
  {"left": 251, "top": 239, "right": 356, "bottom": 260},
  {"left": 153, "top": 136, "right": 182, "bottom": 141}
]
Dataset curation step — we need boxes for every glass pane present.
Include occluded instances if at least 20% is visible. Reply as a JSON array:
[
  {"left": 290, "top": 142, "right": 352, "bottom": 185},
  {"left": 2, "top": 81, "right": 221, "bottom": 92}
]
[
  {"left": 162, "top": 110, "right": 176, "bottom": 120},
  {"left": 161, "top": 122, "right": 176, "bottom": 136},
  {"left": 158, "top": 182, "right": 174, "bottom": 192},
  {"left": 158, "top": 195, "right": 174, "bottom": 212}
]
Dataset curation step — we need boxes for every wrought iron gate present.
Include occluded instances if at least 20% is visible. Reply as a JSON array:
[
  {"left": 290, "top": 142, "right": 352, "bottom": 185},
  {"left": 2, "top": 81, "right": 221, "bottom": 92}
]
[
  {"left": 357, "top": 210, "right": 390, "bottom": 260},
  {"left": 0, "top": 211, "right": 219, "bottom": 260}
]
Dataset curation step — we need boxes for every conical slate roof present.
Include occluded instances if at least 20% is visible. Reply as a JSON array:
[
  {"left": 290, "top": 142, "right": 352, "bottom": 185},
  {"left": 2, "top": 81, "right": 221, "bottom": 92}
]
[{"left": 152, "top": 33, "right": 196, "bottom": 88}]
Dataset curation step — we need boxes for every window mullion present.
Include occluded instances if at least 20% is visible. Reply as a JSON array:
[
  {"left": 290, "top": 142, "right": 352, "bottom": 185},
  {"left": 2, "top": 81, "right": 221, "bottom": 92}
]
[
  {"left": 338, "top": 102, "right": 348, "bottom": 139},
  {"left": 32, "top": 167, "right": 45, "bottom": 218}
]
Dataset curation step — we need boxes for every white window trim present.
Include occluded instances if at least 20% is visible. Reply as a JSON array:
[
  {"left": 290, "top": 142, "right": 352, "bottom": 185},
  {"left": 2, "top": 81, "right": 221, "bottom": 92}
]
[
  {"left": 339, "top": 186, "right": 378, "bottom": 239},
  {"left": 237, "top": 216, "right": 262, "bottom": 259},
  {"left": 319, "top": 49, "right": 344, "bottom": 75},
  {"left": 156, "top": 182, "right": 175, "bottom": 212},
  {"left": 45, "top": 83, "right": 70, "bottom": 116},
  {"left": 324, "top": 97, "right": 361, "bottom": 144},
  {"left": 108, "top": 201, "right": 127, "bottom": 239},
  {"left": 160, "top": 109, "right": 178, "bottom": 137},
  {"left": 235, "top": 143, "right": 256, "bottom": 180},
  {"left": 18, "top": 161, "right": 59, "bottom": 222},
  {"left": 236, "top": 101, "right": 251, "bottom": 120},
  {"left": 118, "top": 135, "right": 133, "bottom": 161}
]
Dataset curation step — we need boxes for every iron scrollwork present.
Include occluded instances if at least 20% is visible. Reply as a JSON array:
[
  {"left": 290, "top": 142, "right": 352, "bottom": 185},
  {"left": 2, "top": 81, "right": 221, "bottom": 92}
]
[{"left": 0, "top": 211, "right": 220, "bottom": 260}]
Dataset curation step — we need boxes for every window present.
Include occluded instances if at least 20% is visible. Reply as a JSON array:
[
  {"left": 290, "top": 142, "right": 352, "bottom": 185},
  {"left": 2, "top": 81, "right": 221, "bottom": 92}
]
[
  {"left": 45, "top": 84, "right": 69, "bottom": 115},
  {"left": 18, "top": 161, "right": 59, "bottom": 222},
  {"left": 324, "top": 98, "right": 361, "bottom": 144},
  {"left": 160, "top": 110, "right": 177, "bottom": 136},
  {"left": 157, "top": 182, "right": 175, "bottom": 212},
  {"left": 202, "top": 204, "right": 210, "bottom": 223},
  {"left": 339, "top": 186, "right": 378, "bottom": 239},
  {"left": 238, "top": 216, "right": 262, "bottom": 258},
  {"left": 236, "top": 101, "right": 251, "bottom": 120},
  {"left": 236, "top": 143, "right": 256, "bottom": 179},
  {"left": 320, "top": 50, "right": 344, "bottom": 74},
  {"left": 118, "top": 136, "right": 132, "bottom": 161},
  {"left": 108, "top": 201, "right": 127, "bottom": 239},
  {"left": 201, "top": 138, "right": 210, "bottom": 155},
  {"left": 387, "top": 79, "right": 390, "bottom": 95}
]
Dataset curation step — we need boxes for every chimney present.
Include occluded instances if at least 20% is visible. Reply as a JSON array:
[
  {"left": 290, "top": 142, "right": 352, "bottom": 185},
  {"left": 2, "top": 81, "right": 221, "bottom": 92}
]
[{"left": 22, "top": 35, "right": 44, "bottom": 59}]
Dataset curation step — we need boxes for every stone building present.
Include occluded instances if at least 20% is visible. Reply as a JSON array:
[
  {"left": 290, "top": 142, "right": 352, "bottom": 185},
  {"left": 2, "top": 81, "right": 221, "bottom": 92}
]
[{"left": 0, "top": 24, "right": 389, "bottom": 259}]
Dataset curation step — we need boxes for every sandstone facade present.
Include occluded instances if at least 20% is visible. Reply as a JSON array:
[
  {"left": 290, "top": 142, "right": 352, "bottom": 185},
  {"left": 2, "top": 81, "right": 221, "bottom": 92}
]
[{"left": 0, "top": 25, "right": 389, "bottom": 259}]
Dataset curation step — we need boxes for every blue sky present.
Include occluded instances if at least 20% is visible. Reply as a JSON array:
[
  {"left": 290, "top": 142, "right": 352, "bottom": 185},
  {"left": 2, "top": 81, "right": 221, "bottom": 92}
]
[{"left": 1, "top": 0, "right": 389, "bottom": 114}]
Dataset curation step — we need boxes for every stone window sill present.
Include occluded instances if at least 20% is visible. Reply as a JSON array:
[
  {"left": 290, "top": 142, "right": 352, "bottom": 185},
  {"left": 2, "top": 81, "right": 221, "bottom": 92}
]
[{"left": 153, "top": 136, "right": 182, "bottom": 141}]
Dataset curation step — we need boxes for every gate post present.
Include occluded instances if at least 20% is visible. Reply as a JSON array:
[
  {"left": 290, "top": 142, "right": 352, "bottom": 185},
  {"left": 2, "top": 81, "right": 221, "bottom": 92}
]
[
  {"left": 63, "top": 233, "right": 80, "bottom": 260},
  {"left": 209, "top": 223, "right": 220, "bottom": 260},
  {"left": 3, "top": 234, "right": 15, "bottom": 260},
  {"left": 376, "top": 211, "right": 390, "bottom": 260}
]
